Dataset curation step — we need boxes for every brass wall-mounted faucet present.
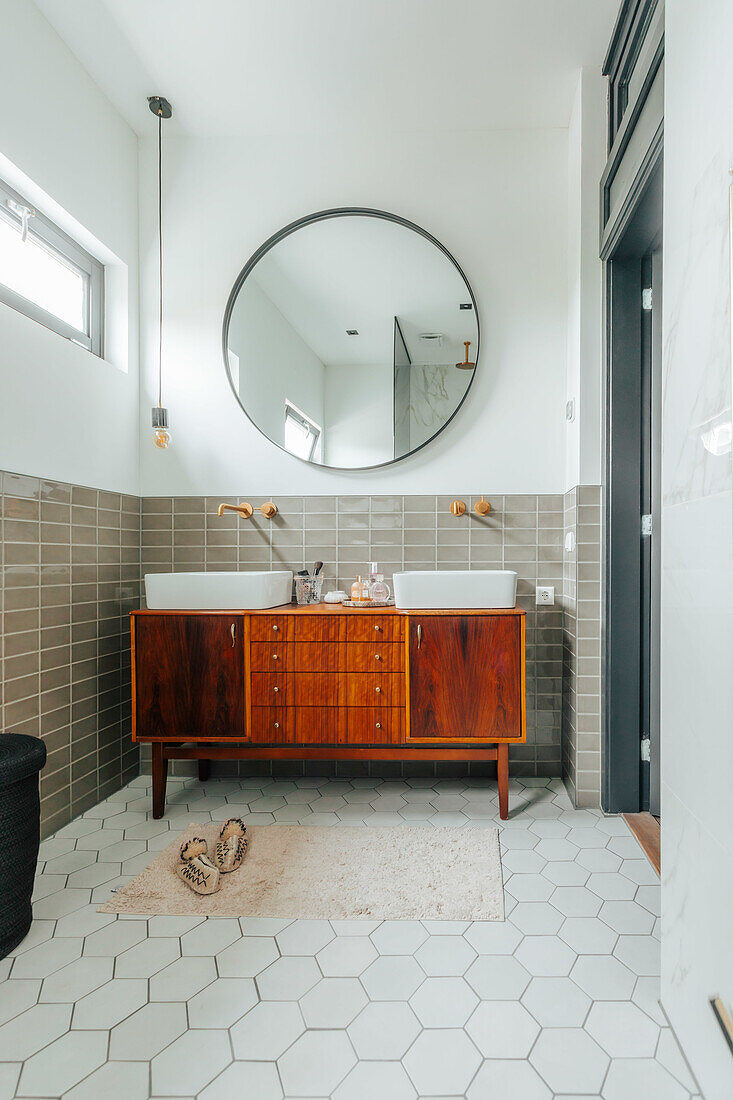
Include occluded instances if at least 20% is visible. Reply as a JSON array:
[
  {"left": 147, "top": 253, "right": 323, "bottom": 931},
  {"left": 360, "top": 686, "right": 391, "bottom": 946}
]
[
  {"left": 449, "top": 497, "right": 491, "bottom": 517},
  {"left": 217, "top": 501, "right": 278, "bottom": 520}
]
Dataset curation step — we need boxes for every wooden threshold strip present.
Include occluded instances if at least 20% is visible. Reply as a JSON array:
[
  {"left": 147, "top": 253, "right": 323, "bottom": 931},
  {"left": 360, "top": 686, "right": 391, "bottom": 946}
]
[{"left": 623, "top": 811, "right": 660, "bottom": 876}]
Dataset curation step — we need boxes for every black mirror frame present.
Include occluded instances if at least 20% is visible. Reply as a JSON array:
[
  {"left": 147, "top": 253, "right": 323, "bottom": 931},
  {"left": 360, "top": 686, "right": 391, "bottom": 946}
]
[{"left": 222, "top": 207, "right": 480, "bottom": 471}]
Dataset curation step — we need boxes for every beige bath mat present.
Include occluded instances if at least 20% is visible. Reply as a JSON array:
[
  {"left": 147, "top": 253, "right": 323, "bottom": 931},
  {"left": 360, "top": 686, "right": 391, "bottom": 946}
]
[{"left": 99, "top": 823, "right": 505, "bottom": 921}]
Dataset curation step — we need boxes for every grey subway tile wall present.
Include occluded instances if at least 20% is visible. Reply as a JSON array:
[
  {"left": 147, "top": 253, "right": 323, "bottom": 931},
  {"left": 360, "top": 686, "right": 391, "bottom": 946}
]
[
  {"left": 0, "top": 470, "right": 140, "bottom": 837},
  {"left": 140, "top": 493, "right": 566, "bottom": 781},
  {"left": 562, "top": 485, "right": 603, "bottom": 807}
]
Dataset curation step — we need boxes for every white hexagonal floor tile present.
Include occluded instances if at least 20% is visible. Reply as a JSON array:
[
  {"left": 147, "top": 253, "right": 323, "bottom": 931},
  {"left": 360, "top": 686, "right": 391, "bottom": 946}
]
[
  {"left": 71, "top": 977, "right": 148, "bottom": 1029},
  {"left": 151, "top": 1028, "right": 231, "bottom": 1096},
  {"left": 570, "top": 955, "right": 636, "bottom": 1001},
  {"left": 333, "top": 1061, "right": 416, "bottom": 1100},
  {"left": 257, "top": 955, "right": 321, "bottom": 1000},
  {"left": 530, "top": 1027, "right": 609, "bottom": 1093},
  {"left": 180, "top": 918, "right": 241, "bottom": 956},
  {"left": 230, "top": 1000, "right": 304, "bottom": 1060},
  {"left": 410, "top": 976, "right": 478, "bottom": 1027},
  {"left": 82, "top": 921, "right": 146, "bottom": 958},
  {"left": 39, "top": 956, "right": 113, "bottom": 1003},
  {"left": 361, "top": 955, "right": 425, "bottom": 1000},
  {"left": 17, "top": 1029, "right": 108, "bottom": 1097},
  {"left": 188, "top": 977, "right": 258, "bottom": 1028},
  {"left": 149, "top": 956, "right": 217, "bottom": 1001},
  {"left": 613, "top": 935, "right": 661, "bottom": 976},
  {"left": 467, "top": 1059, "right": 551, "bottom": 1100},
  {"left": 109, "top": 1001, "right": 188, "bottom": 1060},
  {"left": 587, "top": 872, "right": 638, "bottom": 900},
  {"left": 576, "top": 848, "right": 622, "bottom": 873},
  {"left": 585, "top": 1000, "right": 660, "bottom": 1057},
  {"left": 11, "top": 936, "right": 82, "bottom": 978},
  {"left": 551, "top": 886, "right": 602, "bottom": 917},
  {"left": 370, "top": 920, "right": 428, "bottom": 955},
  {"left": 560, "top": 917, "right": 619, "bottom": 955},
  {"left": 0, "top": 1003, "right": 71, "bottom": 1062},
  {"left": 414, "top": 935, "right": 476, "bottom": 976},
  {"left": 521, "top": 975, "right": 592, "bottom": 1027},
  {"left": 63, "top": 1059, "right": 150, "bottom": 1100},
  {"left": 465, "top": 955, "right": 531, "bottom": 999},
  {"left": 620, "top": 858, "right": 659, "bottom": 885},
  {"left": 300, "top": 977, "right": 368, "bottom": 1028},
  {"left": 347, "top": 1001, "right": 421, "bottom": 1060},
  {"left": 601, "top": 1057, "right": 689, "bottom": 1099},
  {"left": 198, "top": 1061, "right": 283, "bottom": 1100},
  {"left": 501, "top": 849, "right": 547, "bottom": 874},
  {"left": 510, "top": 902, "right": 565, "bottom": 935},
  {"left": 316, "top": 935, "right": 377, "bottom": 977},
  {"left": 506, "top": 874, "right": 554, "bottom": 902},
  {"left": 466, "top": 999, "right": 539, "bottom": 1057},
  {"left": 216, "top": 936, "right": 279, "bottom": 978},
  {"left": 515, "top": 934, "right": 576, "bottom": 976},
  {"left": 0, "top": 978, "right": 41, "bottom": 1024},
  {"left": 114, "top": 936, "right": 180, "bottom": 979},
  {"left": 599, "top": 900, "right": 655, "bottom": 935},
  {"left": 403, "top": 1029, "right": 481, "bottom": 1096},
  {"left": 276, "top": 919, "right": 334, "bottom": 956},
  {"left": 464, "top": 920, "right": 522, "bottom": 955},
  {"left": 278, "top": 1030, "right": 357, "bottom": 1096}
]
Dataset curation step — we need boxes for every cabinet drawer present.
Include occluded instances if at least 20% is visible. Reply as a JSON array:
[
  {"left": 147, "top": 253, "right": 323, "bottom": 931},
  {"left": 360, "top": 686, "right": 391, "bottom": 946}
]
[
  {"left": 295, "top": 707, "right": 342, "bottom": 743},
  {"left": 293, "top": 643, "right": 341, "bottom": 673},
  {"left": 346, "top": 615, "right": 401, "bottom": 642},
  {"left": 345, "top": 674, "right": 405, "bottom": 707},
  {"left": 345, "top": 643, "right": 404, "bottom": 672},
  {"left": 251, "top": 707, "right": 291, "bottom": 743},
  {"left": 293, "top": 616, "right": 346, "bottom": 642},
  {"left": 346, "top": 707, "right": 403, "bottom": 744},
  {"left": 250, "top": 615, "right": 293, "bottom": 641},
  {"left": 292, "top": 674, "right": 342, "bottom": 707},
  {"left": 251, "top": 643, "right": 293, "bottom": 671},
  {"left": 251, "top": 673, "right": 291, "bottom": 705}
]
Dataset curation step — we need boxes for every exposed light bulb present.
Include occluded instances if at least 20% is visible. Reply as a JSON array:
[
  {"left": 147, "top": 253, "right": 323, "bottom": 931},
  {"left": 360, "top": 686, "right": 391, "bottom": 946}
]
[
  {"left": 151, "top": 405, "right": 171, "bottom": 450},
  {"left": 152, "top": 427, "right": 172, "bottom": 449}
]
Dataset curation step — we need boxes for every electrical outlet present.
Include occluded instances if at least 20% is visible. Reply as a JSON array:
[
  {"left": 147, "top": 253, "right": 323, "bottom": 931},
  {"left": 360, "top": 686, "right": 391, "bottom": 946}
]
[{"left": 536, "top": 586, "right": 554, "bottom": 606}]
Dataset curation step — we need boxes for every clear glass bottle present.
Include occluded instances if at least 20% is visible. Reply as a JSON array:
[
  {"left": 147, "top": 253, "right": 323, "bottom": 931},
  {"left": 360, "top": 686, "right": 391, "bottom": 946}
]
[{"left": 351, "top": 575, "right": 369, "bottom": 603}]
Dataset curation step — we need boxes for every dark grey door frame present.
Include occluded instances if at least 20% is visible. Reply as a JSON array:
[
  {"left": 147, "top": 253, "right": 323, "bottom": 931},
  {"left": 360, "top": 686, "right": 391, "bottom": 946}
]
[{"left": 601, "top": 0, "right": 664, "bottom": 813}]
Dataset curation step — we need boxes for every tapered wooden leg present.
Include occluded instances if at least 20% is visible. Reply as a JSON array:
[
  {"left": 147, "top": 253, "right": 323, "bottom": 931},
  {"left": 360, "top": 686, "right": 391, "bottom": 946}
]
[
  {"left": 198, "top": 758, "right": 210, "bottom": 782},
  {"left": 152, "top": 743, "right": 168, "bottom": 819},
  {"left": 497, "top": 743, "right": 509, "bottom": 820}
]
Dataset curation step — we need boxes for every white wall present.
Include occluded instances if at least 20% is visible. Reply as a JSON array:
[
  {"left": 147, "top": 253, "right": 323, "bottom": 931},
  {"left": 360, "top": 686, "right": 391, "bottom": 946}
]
[
  {"left": 323, "top": 362, "right": 393, "bottom": 467},
  {"left": 0, "top": 0, "right": 139, "bottom": 494},
  {"left": 661, "top": 3, "right": 733, "bottom": 1096},
  {"left": 138, "top": 129, "right": 569, "bottom": 495},
  {"left": 566, "top": 68, "right": 606, "bottom": 491},
  {"left": 227, "top": 278, "right": 325, "bottom": 452}
]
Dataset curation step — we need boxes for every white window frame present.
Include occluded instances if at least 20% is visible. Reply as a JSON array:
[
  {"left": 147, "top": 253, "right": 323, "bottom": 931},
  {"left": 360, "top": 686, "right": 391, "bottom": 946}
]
[
  {"left": 284, "top": 400, "right": 321, "bottom": 462},
  {"left": 0, "top": 176, "right": 104, "bottom": 356}
]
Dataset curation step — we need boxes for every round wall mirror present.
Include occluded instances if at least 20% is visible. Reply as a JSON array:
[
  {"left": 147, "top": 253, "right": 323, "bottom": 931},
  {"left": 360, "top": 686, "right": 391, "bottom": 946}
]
[{"left": 223, "top": 209, "right": 479, "bottom": 470}]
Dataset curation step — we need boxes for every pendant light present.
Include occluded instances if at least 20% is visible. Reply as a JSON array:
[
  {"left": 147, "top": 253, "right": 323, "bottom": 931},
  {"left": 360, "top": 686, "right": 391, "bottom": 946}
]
[{"left": 148, "top": 95, "right": 173, "bottom": 449}]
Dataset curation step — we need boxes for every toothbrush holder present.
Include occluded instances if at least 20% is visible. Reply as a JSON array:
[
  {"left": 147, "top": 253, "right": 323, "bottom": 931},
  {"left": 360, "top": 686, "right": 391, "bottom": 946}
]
[{"left": 295, "top": 576, "right": 324, "bottom": 605}]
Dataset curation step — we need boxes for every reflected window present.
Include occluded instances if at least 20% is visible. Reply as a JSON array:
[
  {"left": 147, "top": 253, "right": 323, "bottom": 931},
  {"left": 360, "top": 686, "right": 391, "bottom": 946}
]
[{"left": 284, "top": 400, "right": 321, "bottom": 461}]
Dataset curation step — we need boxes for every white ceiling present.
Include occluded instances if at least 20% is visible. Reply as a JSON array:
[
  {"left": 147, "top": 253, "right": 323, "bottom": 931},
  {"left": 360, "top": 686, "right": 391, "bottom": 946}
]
[
  {"left": 241, "top": 215, "right": 478, "bottom": 367},
  {"left": 34, "top": 0, "right": 618, "bottom": 137}
]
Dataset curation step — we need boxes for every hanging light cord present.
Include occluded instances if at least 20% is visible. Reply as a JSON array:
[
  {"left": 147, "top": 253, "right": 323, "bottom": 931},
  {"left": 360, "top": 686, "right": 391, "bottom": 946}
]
[{"left": 157, "top": 111, "right": 163, "bottom": 409}]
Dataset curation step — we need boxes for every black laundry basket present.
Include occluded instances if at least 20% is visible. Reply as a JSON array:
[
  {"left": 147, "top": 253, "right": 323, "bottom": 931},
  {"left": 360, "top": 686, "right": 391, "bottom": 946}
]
[{"left": 0, "top": 734, "right": 47, "bottom": 959}]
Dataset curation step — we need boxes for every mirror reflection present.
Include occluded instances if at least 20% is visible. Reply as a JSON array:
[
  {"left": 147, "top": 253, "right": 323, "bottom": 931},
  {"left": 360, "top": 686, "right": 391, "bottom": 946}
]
[{"left": 225, "top": 211, "right": 479, "bottom": 469}]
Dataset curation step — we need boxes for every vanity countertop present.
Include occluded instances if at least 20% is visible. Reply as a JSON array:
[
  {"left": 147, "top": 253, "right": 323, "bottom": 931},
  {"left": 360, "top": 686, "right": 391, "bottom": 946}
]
[{"left": 132, "top": 603, "right": 526, "bottom": 617}]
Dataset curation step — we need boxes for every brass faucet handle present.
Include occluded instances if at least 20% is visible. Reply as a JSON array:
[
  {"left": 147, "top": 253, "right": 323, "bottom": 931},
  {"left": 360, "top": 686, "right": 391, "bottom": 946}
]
[
  {"left": 474, "top": 496, "right": 491, "bottom": 516},
  {"left": 449, "top": 499, "right": 466, "bottom": 517},
  {"left": 259, "top": 502, "right": 278, "bottom": 519}
]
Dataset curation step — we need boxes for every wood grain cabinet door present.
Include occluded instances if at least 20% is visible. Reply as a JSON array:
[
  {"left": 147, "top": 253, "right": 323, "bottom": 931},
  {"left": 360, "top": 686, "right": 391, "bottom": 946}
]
[
  {"left": 134, "top": 615, "right": 245, "bottom": 740},
  {"left": 408, "top": 616, "right": 523, "bottom": 741}
]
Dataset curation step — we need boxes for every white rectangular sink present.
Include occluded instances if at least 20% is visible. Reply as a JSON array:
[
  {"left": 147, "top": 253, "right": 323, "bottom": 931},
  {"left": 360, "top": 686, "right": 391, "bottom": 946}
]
[
  {"left": 145, "top": 570, "right": 293, "bottom": 610},
  {"left": 393, "top": 569, "right": 517, "bottom": 610}
]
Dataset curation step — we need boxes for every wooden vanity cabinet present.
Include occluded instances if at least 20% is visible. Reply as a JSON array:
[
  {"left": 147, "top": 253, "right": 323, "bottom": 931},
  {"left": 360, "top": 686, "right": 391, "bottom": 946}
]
[{"left": 131, "top": 605, "right": 525, "bottom": 819}]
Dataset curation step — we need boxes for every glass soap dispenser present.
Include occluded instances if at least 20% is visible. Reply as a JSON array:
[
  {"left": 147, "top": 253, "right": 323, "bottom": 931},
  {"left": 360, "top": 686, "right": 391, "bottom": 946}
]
[{"left": 367, "top": 562, "right": 391, "bottom": 603}]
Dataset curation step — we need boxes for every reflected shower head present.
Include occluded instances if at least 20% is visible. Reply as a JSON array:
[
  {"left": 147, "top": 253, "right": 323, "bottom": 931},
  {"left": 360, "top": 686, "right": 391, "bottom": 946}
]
[{"left": 456, "top": 340, "right": 475, "bottom": 370}]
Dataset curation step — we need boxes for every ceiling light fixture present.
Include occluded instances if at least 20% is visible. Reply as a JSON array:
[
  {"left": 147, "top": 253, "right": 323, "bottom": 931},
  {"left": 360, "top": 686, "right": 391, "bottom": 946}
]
[{"left": 148, "top": 95, "right": 173, "bottom": 449}]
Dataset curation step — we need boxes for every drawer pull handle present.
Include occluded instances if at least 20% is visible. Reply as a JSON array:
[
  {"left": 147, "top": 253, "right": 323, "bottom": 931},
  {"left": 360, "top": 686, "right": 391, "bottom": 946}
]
[
  {"left": 273, "top": 686, "right": 279, "bottom": 693},
  {"left": 272, "top": 653, "right": 279, "bottom": 660},
  {"left": 375, "top": 722, "right": 382, "bottom": 729},
  {"left": 417, "top": 623, "right": 422, "bottom": 649},
  {"left": 375, "top": 653, "right": 381, "bottom": 661},
  {"left": 375, "top": 686, "right": 381, "bottom": 693},
  {"left": 374, "top": 624, "right": 382, "bottom": 632},
  {"left": 274, "top": 722, "right": 280, "bottom": 728},
  {"left": 230, "top": 623, "right": 236, "bottom": 647},
  {"left": 272, "top": 624, "right": 279, "bottom": 631}
]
